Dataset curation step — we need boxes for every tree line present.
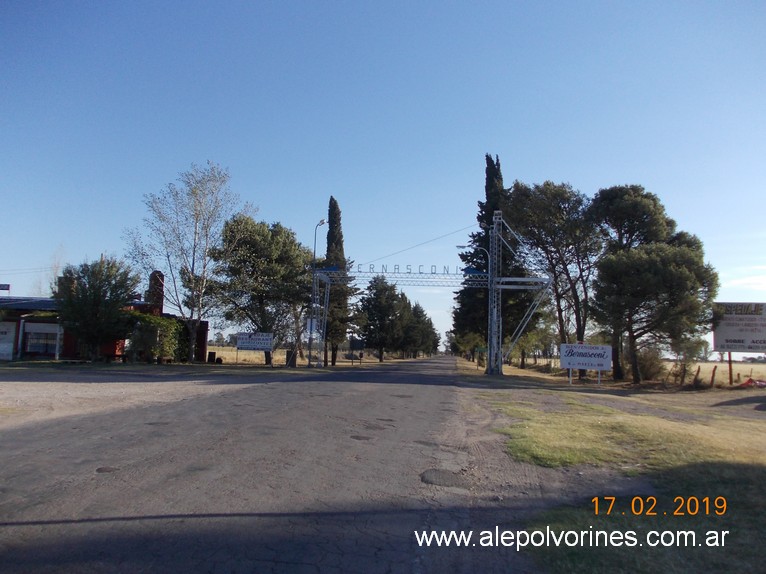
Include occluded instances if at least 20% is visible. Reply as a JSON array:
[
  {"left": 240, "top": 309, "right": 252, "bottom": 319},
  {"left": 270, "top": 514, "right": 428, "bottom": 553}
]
[
  {"left": 54, "top": 162, "right": 439, "bottom": 363},
  {"left": 452, "top": 154, "right": 718, "bottom": 383}
]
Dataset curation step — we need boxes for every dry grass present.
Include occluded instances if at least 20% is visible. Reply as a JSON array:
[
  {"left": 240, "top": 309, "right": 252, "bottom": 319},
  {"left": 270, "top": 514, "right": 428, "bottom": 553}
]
[
  {"left": 516, "top": 405, "right": 764, "bottom": 572},
  {"left": 207, "top": 345, "right": 294, "bottom": 366},
  {"left": 495, "top": 397, "right": 764, "bottom": 473},
  {"left": 478, "top": 361, "right": 766, "bottom": 573},
  {"left": 207, "top": 345, "right": 366, "bottom": 367},
  {"left": 688, "top": 360, "right": 766, "bottom": 386},
  {"left": 500, "top": 359, "right": 766, "bottom": 387}
]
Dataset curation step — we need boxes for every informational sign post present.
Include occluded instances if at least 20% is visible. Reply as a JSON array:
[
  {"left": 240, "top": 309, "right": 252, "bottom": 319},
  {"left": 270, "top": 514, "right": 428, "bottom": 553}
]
[
  {"left": 236, "top": 332, "right": 274, "bottom": 351},
  {"left": 560, "top": 343, "right": 612, "bottom": 385},
  {"left": 712, "top": 302, "right": 766, "bottom": 353}
]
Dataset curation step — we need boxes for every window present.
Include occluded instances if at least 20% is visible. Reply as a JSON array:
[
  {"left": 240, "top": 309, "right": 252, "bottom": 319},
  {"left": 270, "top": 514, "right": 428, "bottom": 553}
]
[{"left": 26, "top": 332, "right": 57, "bottom": 355}]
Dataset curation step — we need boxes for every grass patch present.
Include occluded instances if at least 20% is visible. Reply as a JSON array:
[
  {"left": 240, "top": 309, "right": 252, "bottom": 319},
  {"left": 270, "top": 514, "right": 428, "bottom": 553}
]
[
  {"left": 456, "top": 357, "right": 487, "bottom": 376},
  {"left": 492, "top": 393, "right": 765, "bottom": 573}
]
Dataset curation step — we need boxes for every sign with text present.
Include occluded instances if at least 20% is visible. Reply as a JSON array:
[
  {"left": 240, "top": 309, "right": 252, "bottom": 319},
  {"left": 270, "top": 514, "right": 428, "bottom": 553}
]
[
  {"left": 560, "top": 344, "right": 612, "bottom": 371},
  {"left": 713, "top": 302, "right": 766, "bottom": 352},
  {"left": 236, "top": 332, "right": 274, "bottom": 351}
]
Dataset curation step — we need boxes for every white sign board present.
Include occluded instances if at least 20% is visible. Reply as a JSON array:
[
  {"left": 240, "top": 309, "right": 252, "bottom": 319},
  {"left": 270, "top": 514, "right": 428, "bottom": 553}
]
[
  {"left": 713, "top": 302, "right": 766, "bottom": 353},
  {"left": 560, "top": 344, "right": 612, "bottom": 371},
  {"left": 236, "top": 332, "right": 274, "bottom": 351}
]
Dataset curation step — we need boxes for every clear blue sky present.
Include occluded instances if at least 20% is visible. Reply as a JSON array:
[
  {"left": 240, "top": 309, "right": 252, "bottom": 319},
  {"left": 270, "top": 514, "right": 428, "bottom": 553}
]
[{"left": 2, "top": 1, "right": 764, "bottom": 349}]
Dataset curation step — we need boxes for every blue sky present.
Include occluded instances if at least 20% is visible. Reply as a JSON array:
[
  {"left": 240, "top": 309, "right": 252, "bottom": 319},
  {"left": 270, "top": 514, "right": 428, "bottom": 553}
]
[{"left": 2, "top": 1, "right": 764, "bottom": 349}]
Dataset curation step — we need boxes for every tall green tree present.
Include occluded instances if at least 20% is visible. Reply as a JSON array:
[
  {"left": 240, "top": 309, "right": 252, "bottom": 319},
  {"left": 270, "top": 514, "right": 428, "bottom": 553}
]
[
  {"left": 359, "top": 276, "right": 400, "bottom": 361},
  {"left": 324, "top": 196, "right": 354, "bottom": 366},
  {"left": 54, "top": 256, "right": 140, "bottom": 360},
  {"left": 588, "top": 185, "right": 675, "bottom": 251},
  {"left": 589, "top": 187, "right": 718, "bottom": 383},
  {"left": 126, "top": 161, "right": 251, "bottom": 361},
  {"left": 587, "top": 185, "right": 676, "bottom": 380},
  {"left": 211, "top": 214, "right": 312, "bottom": 365},
  {"left": 453, "top": 154, "right": 534, "bottom": 348},
  {"left": 391, "top": 292, "right": 413, "bottom": 357},
  {"left": 407, "top": 302, "right": 440, "bottom": 357},
  {"left": 506, "top": 181, "right": 601, "bottom": 347}
]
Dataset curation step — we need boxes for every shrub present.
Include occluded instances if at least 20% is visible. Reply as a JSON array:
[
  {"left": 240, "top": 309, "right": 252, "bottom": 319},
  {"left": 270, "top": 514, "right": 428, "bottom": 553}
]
[
  {"left": 635, "top": 347, "right": 667, "bottom": 381},
  {"left": 127, "top": 313, "right": 181, "bottom": 362}
]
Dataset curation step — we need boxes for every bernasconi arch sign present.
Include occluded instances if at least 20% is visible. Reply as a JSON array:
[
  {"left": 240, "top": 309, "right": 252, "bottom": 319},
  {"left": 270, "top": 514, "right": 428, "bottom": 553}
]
[{"left": 312, "top": 211, "right": 551, "bottom": 374}]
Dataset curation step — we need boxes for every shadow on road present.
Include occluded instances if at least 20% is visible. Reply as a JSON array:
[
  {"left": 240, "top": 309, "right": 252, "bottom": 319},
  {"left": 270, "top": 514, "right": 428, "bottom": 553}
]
[
  {"left": 709, "top": 394, "right": 766, "bottom": 411},
  {"left": 0, "top": 504, "right": 538, "bottom": 574}
]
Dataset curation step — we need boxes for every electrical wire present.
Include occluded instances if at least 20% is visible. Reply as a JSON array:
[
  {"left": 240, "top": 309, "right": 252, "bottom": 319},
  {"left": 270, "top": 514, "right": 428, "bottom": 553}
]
[
  {"left": 359, "top": 224, "right": 478, "bottom": 266},
  {"left": 0, "top": 266, "right": 57, "bottom": 276}
]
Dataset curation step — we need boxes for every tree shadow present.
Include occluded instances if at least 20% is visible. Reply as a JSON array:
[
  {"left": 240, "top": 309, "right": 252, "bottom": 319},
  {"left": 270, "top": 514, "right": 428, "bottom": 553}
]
[
  {"left": 518, "top": 460, "right": 765, "bottom": 574},
  {"left": 3, "top": 462, "right": 763, "bottom": 573},
  {"left": 709, "top": 395, "right": 766, "bottom": 411},
  {"left": 0, "top": 504, "right": 539, "bottom": 573}
]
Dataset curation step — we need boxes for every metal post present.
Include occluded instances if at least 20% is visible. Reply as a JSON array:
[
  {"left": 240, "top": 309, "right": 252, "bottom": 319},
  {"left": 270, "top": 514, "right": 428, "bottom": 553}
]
[
  {"left": 315, "top": 271, "right": 332, "bottom": 367},
  {"left": 487, "top": 211, "right": 503, "bottom": 375},
  {"left": 307, "top": 219, "right": 326, "bottom": 367}
]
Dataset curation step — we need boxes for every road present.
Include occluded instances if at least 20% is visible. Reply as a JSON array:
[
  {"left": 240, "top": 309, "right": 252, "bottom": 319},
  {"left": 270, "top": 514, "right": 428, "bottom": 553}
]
[{"left": 0, "top": 357, "right": 538, "bottom": 573}]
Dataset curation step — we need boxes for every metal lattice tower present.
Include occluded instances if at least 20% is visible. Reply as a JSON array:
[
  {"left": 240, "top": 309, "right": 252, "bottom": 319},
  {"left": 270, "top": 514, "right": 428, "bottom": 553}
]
[
  {"left": 314, "top": 209, "right": 550, "bottom": 375},
  {"left": 486, "top": 211, "right": 503, "bottom": 375}
]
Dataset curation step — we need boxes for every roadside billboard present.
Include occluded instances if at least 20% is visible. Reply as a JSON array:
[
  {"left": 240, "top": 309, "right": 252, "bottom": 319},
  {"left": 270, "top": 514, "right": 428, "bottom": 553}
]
[
  {"left": 236, "top": 332, "right": 274, "bottom": 351},
  {"left": 560, "top": 343, "right": 612, "bottom": 371},
  {"left": 713, "top": 302, "right": 766, "bottom": 353}
]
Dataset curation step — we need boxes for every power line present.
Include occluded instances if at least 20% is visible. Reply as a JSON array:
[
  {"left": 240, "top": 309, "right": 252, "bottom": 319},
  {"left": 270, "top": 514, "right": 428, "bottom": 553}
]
[
  {"left": 0, "top": 266, "right": 57, "bottom": 276},
  {"left": 359, "top": 224, "right": 477, "bottom": 266}
]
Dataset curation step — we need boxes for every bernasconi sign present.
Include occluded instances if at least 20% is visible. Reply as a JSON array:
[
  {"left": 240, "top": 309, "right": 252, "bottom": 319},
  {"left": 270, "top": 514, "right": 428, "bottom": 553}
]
[
  {"left": 236, "top": 332, "right": 274, "bottom": 351},
  {"left": 713, "top": 302, "right": 766, "bottom": 353},
  {"left": 559, "top": 344, "right": 612, "bottom": 371}
]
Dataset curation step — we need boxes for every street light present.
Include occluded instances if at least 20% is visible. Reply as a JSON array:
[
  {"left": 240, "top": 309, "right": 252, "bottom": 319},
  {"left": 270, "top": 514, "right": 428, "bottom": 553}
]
[
  {"left": 456, "top": 244, "right": 489, "bottom": 260},
  {"left": 308, "top": 218, "right": 327, "bottom": 367}
]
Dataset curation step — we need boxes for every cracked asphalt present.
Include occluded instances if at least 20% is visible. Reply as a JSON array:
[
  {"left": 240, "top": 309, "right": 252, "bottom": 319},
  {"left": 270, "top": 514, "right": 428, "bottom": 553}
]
[{"left": 0, "top": 357, "right": 536, "bottom": 573}]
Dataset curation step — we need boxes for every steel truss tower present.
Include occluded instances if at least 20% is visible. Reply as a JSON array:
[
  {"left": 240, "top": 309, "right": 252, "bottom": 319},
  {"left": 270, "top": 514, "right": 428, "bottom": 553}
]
[
  {"left": 486, "top": 211, "right": 504, "bottom": 375},
  {"left": 315, "top": 210, "right": 550, "bottom": 374}
]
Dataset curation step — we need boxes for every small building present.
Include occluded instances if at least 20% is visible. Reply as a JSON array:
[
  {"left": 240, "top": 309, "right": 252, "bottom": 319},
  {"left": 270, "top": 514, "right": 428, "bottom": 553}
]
[
  {"left": 0, "top": 297, "right": 69, "bottom": 360},
  {"left": 0, "top": 272, "right": 208, "bottom": 361}
]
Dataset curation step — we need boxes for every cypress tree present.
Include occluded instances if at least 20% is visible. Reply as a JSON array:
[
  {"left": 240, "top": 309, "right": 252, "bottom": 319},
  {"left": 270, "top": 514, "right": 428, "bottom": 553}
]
[
  {"left": 452, "top": 154, "right": 534, "bottom": 355},
  {"left": 324, "top": 196, "right": 353, "bottom": 365}
]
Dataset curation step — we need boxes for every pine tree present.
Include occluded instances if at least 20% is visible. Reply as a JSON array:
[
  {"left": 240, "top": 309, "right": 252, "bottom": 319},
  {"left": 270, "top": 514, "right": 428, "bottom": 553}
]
[
  {"left": 359, "top": 276, "right": 399, "bottom": 362},
  {"left": 210, "top": 215, "right": 312, "bottom": 365},
  {"left": 589, "top": 186, "right": 718, "bottom": 383}
]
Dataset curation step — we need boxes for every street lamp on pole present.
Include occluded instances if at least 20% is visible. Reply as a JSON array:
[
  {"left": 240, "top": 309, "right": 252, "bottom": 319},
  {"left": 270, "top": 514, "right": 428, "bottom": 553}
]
[
  {"left": 308, "top": 218, "right": 327, "bottom": 367},
  {"left": 457, "top": 244, "right": 489, "bottom": 261}
]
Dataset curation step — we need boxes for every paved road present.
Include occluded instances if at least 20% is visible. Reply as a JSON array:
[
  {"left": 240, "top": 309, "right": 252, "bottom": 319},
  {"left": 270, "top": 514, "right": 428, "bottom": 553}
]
[{"left": 0, "top": 357, "right": 535, "bottom": 573}]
